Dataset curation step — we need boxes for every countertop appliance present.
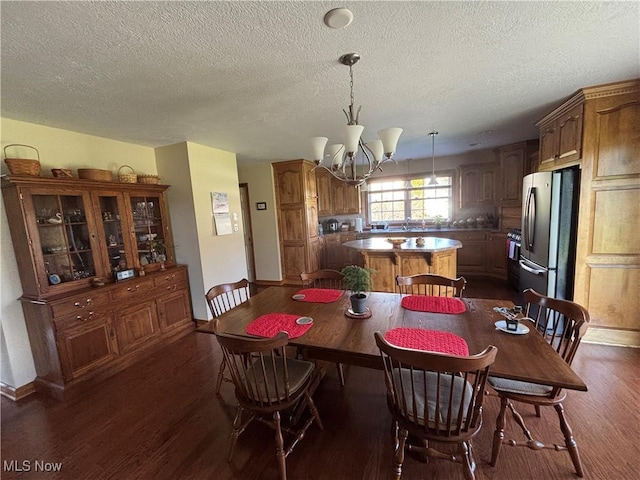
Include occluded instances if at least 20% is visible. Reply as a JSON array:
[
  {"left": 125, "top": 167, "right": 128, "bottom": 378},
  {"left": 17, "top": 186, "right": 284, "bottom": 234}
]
[
  {"left": 520, "top": 167, "right": 580, "bottom": 301},
  {"left": 325, "top": 218, "right": 340, "bottom": 233}
]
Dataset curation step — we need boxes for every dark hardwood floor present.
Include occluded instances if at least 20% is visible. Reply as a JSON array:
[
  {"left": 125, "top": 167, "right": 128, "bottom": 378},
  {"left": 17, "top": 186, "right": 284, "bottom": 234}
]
[{"left": 2, "top": 279, "right": 638, "bottom": 479}]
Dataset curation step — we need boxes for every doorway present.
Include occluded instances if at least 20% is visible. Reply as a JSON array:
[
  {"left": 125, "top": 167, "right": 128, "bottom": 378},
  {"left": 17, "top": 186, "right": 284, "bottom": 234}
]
[{"left": 239, "top": 183, "right": 256, "bottom": 282}]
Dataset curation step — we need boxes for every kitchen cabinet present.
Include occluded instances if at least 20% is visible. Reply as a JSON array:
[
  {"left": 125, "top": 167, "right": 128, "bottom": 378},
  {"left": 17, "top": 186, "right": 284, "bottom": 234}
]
[
  {"left": 559, "top": 79, "right": 640, "bottom": 340},
  {"left": 273, "top": 160, "right": 322, "bottom": 282},
  {"left": 459, "top": 163, "right": 497, "bottom": 208},
  {"left": 496, "top": 140, "right": 538, "bottom": 213},
  {"left": 537, "top": 103, "right": 583, "bottom": 170},
  {"left": 488, "top": 232, "right": 508, "bottom": 280},
  {"left": 2, "top": 175, "right": 193, "bottom": 398},
  {"left": 316, "top": 170, "right": 361, "bottom": 215}
]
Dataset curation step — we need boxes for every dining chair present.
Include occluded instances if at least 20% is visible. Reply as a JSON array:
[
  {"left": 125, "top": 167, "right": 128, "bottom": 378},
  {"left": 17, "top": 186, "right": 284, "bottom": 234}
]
[
  {"left": 213, "top": 328, "right": 323, "bottom": 480},
  {"left": 396, "top": 273, "right": 467, "bottom": 297},
  {"left": 300, "top": 269, "right": 347, "bottom": 385},
  {"left": 205, "top": 278, "right": 253, "bottom": 394},
  {"left": 375, "top": 331, "right": 497, "bottom": 480},
  {"left": 489, "top": 288, "right": 590, "bottom": 477},
  {"left": 300, "top": 269, "right": 344, "bottom": 289}
]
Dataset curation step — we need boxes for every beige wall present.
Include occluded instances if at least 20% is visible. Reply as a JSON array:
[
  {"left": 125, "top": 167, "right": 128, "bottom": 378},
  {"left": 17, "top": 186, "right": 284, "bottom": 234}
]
[
  {"left": 1, "top": 118, "right": 158, "bottom": 389},
  {"left": 158, "top": 142, "right": 248, "bottom": 320},
  {"left": 237, "top": 163, "right": 281, "bottom": 281}
]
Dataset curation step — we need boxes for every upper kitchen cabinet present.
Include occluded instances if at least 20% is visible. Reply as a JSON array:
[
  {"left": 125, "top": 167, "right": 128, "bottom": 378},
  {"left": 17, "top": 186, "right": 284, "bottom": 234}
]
[
  {"left": 496, "top": 140, "right": 538, "bottom": 206},
  {"left": 1, "top": 176, "right": 175, "bottom": 298},
  {"left": 316, "top": 169, "right": 361, "bottom": 216},
  {"left": 459, "top": 162, "right": 497, "bottom": 209},
  {"left": 536, "top": 102, "right": 584, "bottom": 170}
]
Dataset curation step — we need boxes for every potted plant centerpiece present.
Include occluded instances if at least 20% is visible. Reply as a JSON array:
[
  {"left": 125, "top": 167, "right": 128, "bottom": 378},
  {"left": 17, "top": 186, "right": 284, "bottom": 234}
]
[{"left": 341, "top": 265, "right": 374, "bottom": 314}]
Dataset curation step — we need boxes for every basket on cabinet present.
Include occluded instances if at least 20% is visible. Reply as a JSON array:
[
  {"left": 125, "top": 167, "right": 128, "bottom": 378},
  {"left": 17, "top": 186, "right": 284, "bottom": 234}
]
[
  {"left": 137, "top": 174, "right": 160, "bottom": 184},
  {"left": 117, "top": 165, "right": 137, "bottom": 183},
  {"left": 3, "top": 144, "right": 41, "bottom": 176},
  {"left": 78, "top": 168, "right": 113, "bottom": 181}
]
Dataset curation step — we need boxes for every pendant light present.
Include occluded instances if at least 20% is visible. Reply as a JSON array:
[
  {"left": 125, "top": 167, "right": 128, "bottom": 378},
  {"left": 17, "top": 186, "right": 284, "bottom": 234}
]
[{"left": 428, "top": 131, "right": 439, "bottom": 186}]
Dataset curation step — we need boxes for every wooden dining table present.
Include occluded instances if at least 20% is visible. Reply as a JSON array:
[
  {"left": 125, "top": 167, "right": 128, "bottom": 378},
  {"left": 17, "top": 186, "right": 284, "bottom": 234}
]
[{"left": 196, "top": 286, "right": 587, "bottom": 392}]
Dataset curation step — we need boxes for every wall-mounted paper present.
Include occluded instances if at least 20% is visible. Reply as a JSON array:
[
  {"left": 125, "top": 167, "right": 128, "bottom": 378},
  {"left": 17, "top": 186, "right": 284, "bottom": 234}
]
[
  {"left": 211, "top": 192, "right": 229, "bottom": 214},
  {"left": 214, "top": 214, "right": 232, "bottom": 235}
]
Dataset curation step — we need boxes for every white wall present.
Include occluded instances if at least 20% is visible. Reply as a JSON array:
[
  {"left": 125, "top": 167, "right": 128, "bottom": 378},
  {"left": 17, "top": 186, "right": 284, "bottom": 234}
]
[
  {"left": 1, "top": 118, "right": 158, "bottom": 389},
  {"left": 158, "top": 142, "right": 248, "bottom": 320},
  {"left": 237, "top": 163, "right": 281, "bottom": 281}
]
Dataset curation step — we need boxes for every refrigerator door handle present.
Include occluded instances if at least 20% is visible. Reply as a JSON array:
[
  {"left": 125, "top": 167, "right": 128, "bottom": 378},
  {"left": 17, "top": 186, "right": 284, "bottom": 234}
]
[
  {"left": 519, "top": 258, "right": 546, "bottom": 275},
  {"left": 524, "top": 187, "right": 536, "bottom": 251}
]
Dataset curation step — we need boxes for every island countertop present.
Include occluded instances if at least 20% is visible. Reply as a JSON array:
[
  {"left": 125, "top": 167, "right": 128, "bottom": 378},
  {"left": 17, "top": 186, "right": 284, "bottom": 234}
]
[{"left": 342, "top": 236, "right": 462, "bottom": 253}]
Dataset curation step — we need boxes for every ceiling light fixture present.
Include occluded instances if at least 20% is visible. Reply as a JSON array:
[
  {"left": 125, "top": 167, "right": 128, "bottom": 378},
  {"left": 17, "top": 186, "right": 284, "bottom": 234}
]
[
  {"left": 428, "top": 131, "right": 439, "bottom": 186},
  {"left": 311, "top": 53, "right": 403, "bottom": 187}
]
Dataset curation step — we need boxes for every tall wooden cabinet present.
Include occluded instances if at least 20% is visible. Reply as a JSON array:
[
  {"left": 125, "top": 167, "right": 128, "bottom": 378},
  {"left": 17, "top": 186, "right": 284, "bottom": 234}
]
[
  {"left": 273, "top": 160, "right": 322, "bottom": 282},
  {"left": 537, "top": 79, "right": 640, "bottom": 342},
  {"left": 2, "top": 175, "right": 194, "bottom": 399}
]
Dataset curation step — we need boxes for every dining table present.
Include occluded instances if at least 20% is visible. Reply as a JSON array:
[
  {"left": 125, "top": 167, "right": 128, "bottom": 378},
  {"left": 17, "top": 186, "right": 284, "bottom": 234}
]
[{"left": 196, "top": 286, "right": 587, "bottom": 392}]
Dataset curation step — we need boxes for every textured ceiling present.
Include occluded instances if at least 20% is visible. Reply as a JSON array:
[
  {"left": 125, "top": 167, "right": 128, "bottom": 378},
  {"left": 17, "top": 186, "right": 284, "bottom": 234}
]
[{"left": 1, "top": 1, "right": 639, "bottom": 166}]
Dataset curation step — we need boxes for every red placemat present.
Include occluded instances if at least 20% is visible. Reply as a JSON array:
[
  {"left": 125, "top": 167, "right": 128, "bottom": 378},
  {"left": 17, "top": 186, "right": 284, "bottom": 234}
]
[
  {"left": 400, "top": 295, "right": 466, "bottom": 314},
  {"left": 384, "top": 328, "right": 469, "bottom": 356},
  {"left": 294, "top": 288, "right": 343, "bottom": 303},
  {"left": 246, "top": 313, "right": 312, "bottom": 339}
]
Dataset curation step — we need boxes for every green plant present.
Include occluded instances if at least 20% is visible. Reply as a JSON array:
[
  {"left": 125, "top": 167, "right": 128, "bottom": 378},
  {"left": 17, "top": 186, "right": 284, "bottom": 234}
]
[{"left": 341, "top": 265, "right": 374, "bottom": 294}]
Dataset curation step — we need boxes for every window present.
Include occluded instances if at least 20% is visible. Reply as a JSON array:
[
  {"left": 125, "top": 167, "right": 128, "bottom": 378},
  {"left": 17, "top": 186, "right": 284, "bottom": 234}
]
[{"left": 367, "top": 174, "right": 453, "bottom": 224}]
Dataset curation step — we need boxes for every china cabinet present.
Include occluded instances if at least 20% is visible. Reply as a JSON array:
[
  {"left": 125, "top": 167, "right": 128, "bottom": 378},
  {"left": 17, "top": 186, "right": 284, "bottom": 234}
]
[{"left": 2, "top": 175, "right": 193, "bottom": 399}]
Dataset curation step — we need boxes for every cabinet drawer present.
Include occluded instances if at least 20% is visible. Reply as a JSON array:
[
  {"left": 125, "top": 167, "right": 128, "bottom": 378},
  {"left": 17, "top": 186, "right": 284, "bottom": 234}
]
[
  {"left": 153, "top": 269, "right": 187, "bottom": 288},
  {"left": 448, "top": 231, "right": 487, "bottom": 241},
  {"left": 111, "top": 277, "right": 156, "bottom": 300},
  {"left": 53, "top": 308, "right": 111, "bottom": 332},
  {"left": 51, "top": 291, "right": 112, "bottom": 318},
  {"left": 157, "top": 280, "right": 188, "bottom": 295}
]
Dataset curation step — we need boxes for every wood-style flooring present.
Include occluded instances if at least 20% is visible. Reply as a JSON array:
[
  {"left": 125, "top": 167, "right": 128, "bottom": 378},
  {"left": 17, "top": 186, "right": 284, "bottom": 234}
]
[{"left": 2, "top": 279, "right": 639, "bottom": 479}]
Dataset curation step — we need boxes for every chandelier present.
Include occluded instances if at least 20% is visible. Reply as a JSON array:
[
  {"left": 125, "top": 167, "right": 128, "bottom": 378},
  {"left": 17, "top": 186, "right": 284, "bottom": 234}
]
[{"left": 311, "top": 53, "right": 403, "bottom": 187}]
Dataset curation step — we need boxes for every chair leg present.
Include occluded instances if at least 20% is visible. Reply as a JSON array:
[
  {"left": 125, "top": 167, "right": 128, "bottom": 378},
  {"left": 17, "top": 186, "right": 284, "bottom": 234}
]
[
  {"left": 215, "top": 358, "right": 227, "bottom": 395},
  {"left": 228, "top": 407, "right": 244, "bottom": 462},
  {"left": 461, "top": 440, "right": 476, "bottom": 480},
  {"left": 305, "top": 391, "right": 324, "bottom": 430},
  {"left": 336, "top": 363, "right": 345, "bottom": 386},
  {"left": 274, "top": 411, "right": 287, "bottom": 480},
  {"left": 554, "top": 403, "right": 584, "bottom": 477},
  {"left": 393, "top": 427, "right": 408, "bottom": 480},
  {"left": 490, "top": 395, "right": 509, "bottom": 466},
  {"left": 535, "top": 405, "right": 541, "bottom": 417}
]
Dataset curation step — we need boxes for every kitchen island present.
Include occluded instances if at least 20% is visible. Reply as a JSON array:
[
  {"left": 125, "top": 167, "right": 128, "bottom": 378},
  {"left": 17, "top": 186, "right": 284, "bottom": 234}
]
[{"left": 342, "top": 237, "right": 462, "bottom": 292}]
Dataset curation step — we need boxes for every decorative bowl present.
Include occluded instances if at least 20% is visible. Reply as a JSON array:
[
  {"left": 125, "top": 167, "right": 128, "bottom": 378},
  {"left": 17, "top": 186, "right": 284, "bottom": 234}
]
[{"left": 386, "top": 238, "right": 407, "bottom": 248}]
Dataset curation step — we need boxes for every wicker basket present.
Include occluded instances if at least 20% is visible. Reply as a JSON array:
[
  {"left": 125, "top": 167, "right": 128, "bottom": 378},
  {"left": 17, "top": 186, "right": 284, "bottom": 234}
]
[
  {"left": 78, "top": 168, "right": 113, "bottom": 181},
  {"left": 4, "top": 144, "right": 41, "bottom": 176},
  {"left": 118, "top": 165, "right": 137, "bottom": 183},
  {"left": 137, "top": 174, "right": 160, "bottom": 185},
  {"left": 51, "top": 168, "right": 73, "bottom": 178}
]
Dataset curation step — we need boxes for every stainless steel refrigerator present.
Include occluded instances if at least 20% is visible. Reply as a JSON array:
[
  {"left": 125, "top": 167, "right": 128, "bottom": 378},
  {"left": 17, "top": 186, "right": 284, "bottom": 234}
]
[{"left": 520, "top": 167, "right": 580, "bottom": 300}]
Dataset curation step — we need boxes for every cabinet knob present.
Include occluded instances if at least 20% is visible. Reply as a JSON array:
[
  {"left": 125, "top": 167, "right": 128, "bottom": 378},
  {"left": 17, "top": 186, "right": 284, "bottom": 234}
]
[
  {"left": 127, "top": 285, "right": 140, "bottom": 292},
  {"left": 166, "top": 284, "right": 177, "bottom": 291}
]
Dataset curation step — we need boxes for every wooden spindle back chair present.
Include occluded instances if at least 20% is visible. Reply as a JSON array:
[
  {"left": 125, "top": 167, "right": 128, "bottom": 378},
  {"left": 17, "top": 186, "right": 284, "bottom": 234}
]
[
  {"left": 375, "top": 331, "right": 497, "bottom": 480},
  {"left": 489, "top": 288, "right": 590, "bottom": 477},
  {"left": 205, "top": 278, "right": 253, "bottom": 394},
  {"left": 300, "top": 269, "right": 344, "bottom": 290},
  {"left": 300, "top": 269, "right": 346, "bottom": 385},
  {"left": 396, "top": 273, "right": 467, "bottom": 298},
  {"left": 213, "top": 329, "right": 323, "bottom": 480}
]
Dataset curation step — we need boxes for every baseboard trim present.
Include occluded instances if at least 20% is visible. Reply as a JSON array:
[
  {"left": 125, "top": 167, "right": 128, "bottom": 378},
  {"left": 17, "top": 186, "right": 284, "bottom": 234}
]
[
  {"left": 582, "top": 327, "right": 640, "bottom": 348},
  {"left": 0, "top": 381, "right": 37, "bottom": 401}
]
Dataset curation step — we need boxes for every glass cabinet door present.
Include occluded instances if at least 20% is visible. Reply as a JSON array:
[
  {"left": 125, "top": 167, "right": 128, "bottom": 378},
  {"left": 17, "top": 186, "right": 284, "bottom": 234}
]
[
  {"left": 93, "top": 192, "right": 134, "bottom": 275},
  {"left": 33, "top": 193, "right": 96, "bottom": 286},
  {"left": 130, "top": 194, "right": 169, "bottom": 269}
]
